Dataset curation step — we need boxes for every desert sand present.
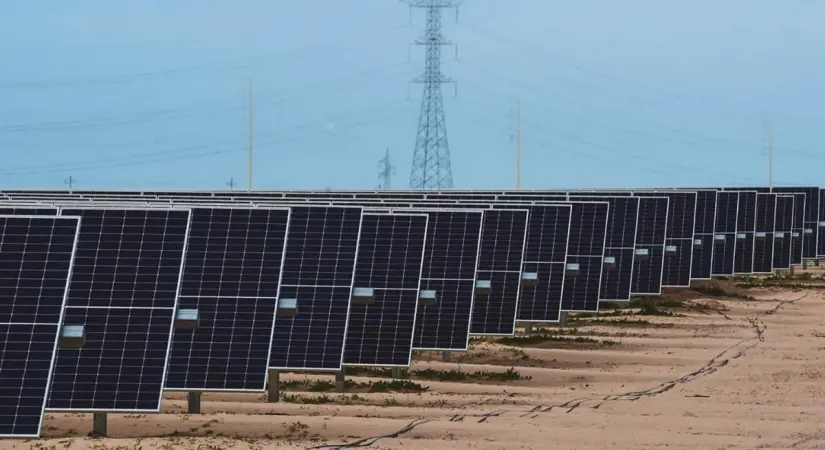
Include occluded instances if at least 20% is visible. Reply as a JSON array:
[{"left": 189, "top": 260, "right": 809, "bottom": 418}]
[{"left": 12, "top": 272, "right": 825, "bottom": 449}]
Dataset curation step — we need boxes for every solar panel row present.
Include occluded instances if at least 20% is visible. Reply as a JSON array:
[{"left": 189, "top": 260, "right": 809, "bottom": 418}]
[{"left": 0, "top": 186, "right": 818, "bottom": 437}]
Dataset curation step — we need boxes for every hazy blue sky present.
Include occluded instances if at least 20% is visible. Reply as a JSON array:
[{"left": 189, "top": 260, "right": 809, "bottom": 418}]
[{"left": 2, "top": 0, "right": 825, "bottom": 190}]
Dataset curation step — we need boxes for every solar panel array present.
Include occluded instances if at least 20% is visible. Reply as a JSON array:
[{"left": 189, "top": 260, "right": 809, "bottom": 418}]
[{"left": 0, "top": 185, "right": 822, "bottom": 436}]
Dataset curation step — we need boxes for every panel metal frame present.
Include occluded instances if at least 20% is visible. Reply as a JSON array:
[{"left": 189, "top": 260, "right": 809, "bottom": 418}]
[
  {"left": 46, "top": 206, "right": 193, "bottom": 413},
  {"left": 165, "top": 206, "right": 293, "bottom": 393},
  {"left": 0, "top": 215, "right": 80, "bottom": 437},
  {"left": 267, "top": 205, "right": 364, "bottom": 372},
  {"left": 344, "top": 212, "right": 430, "bottom": 368}
]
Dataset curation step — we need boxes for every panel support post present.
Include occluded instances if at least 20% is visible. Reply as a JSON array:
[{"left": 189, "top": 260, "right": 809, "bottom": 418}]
[
  {"left": 267, "top": 369, "right": 280, "bottom": 403},
  {"left": 187, "top": 391, "right": 201, "bottom": 414},
  {"left": 803, "top": 259, "right": 809, "bottom": 270},
  {"left": 392, "top": 368, "right": 403, "bottom": 379},
  {"left": 524, "top": 323, "right": 532, "bottom": 335},
  {"left": 816, "top": 259, "right": 820, "bottom": 267},
  {"left": 92, "top": 412, "right": 107, "bottom": 437},
  {"left": 790, "top": 265, "right": 796, "bottom": 276},
  {"left": 335, "top": 370, "right": 346, "bottom": 393},
  {"left": 559, "top": 311, "right": 568, "bottom": 328},
  {"left": 441, "top": 351, "right": 450, "bottom": 362}
]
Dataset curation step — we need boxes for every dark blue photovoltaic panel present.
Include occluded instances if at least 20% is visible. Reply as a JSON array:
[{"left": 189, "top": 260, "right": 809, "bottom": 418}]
[
  {"left": 0, "top": 207, "right": 58, "bottom": 216},
  {"left": 733, "top": 191, "right": 757, "bottom": 275},
  {"left": 772, "top": 187, "right": 818, "bottom": 259},
  {"left": 789, "top": 193, "right": 805, "bottom": 265},
  {"left": 652, "top": 192, "right": 696, "bottom": 287},
  {"left": 712, "top": 192, "right": 738, "bottom": 276},
  {"left": 753, "top": 193, "right": 777, "bottom": 274},
  {"left": 269, "top": 206, "right": 362, "bottom": 371},
  {"left": 556, "top": 202, "right": 609, "bottom": 312},
  {"left": 0, "top": 215, "right": 79, "bottom": 437},
  {"left": 774, "top": 195, "right": 794, "bottom": 270},
  {"left": 691, "top": 190, "right": 718, "bottom": 280},
  {"left": 409, "top": 210, "right": 483, "bottom": 350},
  {"left": 820, "top": 189, "right": 825, "bottom": 257},
  {"left": 166, "top": 207, "right": 291, "bottom": 391},
  {"left": 631, "top": 197, "right": 668, "bottom": 295},
  {"left": 470, "top": 209, "right": 528, "bottom": 335},
  {"left": 344, "top": 213, "right": 428, "bottom": 367},
  {"left": 568, "top": 196, "right": 638, "bottom": 301},
  {"left": 500, "top": 204, "right": 572, "bottom": 323},
  {"left": 48, "top": 208, "right": 190, "bottom": 412}
]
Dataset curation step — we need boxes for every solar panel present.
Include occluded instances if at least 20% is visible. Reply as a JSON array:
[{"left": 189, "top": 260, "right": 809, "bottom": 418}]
[
  {"left": 774, "top": 195, "right": 794, "bottom": 270},
  {"left": 554, "top": 201, "right": 609, "bottom": 312},
  {"left": 789, "top": 193, "right": 805, "bottom": 265},
  {"left": 566, "top": 196, "right": 638, "bottom": 301},
  {"left": 0, "top": 207, "right": 58, "bottom": 216},
  {"left": 753, "top": 193, "right": 777, "bottom": 274},
  {"left": 712, "top": 191, "right": 738, "bottom": 276},
  {"left": 733, "top": 191, "right": 758, "bottom": 275},
  {"left": 655, "top": 192, "right": 697, "bottom": 287},
  {"left": 0, "top": 215, "right": 80, "bottom": 437},
  {"left": 165, "top": 207, "right": 291, "bottom": 392},
  {"left": 690, "top": 190, "right": 718, "bottom": 280},
  {"left": 48, "top": 208, "right": 191, "bottom": 412},
  {"left": 469, "top": 209, "right": 529, "bottom": 335},
  {"left": 268, "top": 206, "right": 363, "bottom": 371},
  {"left": 819, "top": 188, "right": 825, "bottom": 257},
  {"left": 631, "top": 197, "right": 669, "bottom": 295},
  {"left": 494, "top": 203, "right": 572, "bottom": 323},
  {"left": 772, "top": 187, "right": 819, "bottom": 259},
  {"left": 343, "top": 213, "right": 428, "bottom": 367},
  {"left": 402, "top": 209, "right": 483, "bottom": 350}
]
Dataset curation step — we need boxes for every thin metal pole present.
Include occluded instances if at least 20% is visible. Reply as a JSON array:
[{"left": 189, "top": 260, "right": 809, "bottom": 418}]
[
  {"left": 248, "top": 79, "right": 254, "bottom": 191},
  {"left": 515, "top": 100, "right": 521, "bottom": 189},
  {"left": 767, "top": 117, "right": 773, "bottom": 189}
]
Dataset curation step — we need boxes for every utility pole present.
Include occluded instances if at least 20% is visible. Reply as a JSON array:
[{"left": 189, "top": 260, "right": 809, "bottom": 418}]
[
  {"left": 64, "top": 176, "right": 76, "bottom": 190},
  {"left": 515, "top": 100, "right": 521, "bottom": 189},
  {"left": 766, "top": 117, "right": 773, "bottom": 189},
  {"left": 404, "top": 0, "right": 463, "bottom": 190},
  {"left": 226, "top": 178, "right": 237, "bottom": 190},
  {"left": 378, "top": 149, "right": 396, "bottom": 189},
  {"left": 248, "top": 78, "right": 254, "bottom": 191}
]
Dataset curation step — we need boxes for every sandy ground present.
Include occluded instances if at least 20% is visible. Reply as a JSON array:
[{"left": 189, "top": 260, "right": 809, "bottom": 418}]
[{"left": 10, "top": 271, "right": 825, "bottom": 449}]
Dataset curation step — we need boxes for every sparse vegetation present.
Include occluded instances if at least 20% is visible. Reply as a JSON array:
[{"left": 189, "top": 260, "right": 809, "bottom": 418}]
[
  {"left": 345, "top": 366, "right": 531, "bottom": 382},
  {"left": 280, "top": 379, "right": 428, "bottom": 393}
]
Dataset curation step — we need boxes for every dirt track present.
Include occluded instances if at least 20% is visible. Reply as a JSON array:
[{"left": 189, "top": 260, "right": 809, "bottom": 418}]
[{"left": 24, "top": 277, "right": 825, "bottom": 449}]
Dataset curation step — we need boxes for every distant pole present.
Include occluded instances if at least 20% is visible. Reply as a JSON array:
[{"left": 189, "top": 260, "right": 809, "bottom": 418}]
[
  {"left": 226, "top": 178, "right": 237, "bottom": 190},
  {"left": 378, "top": 149, "right": 396, "bottom": 189},
  {"left": 248, "top": 78, "right": 254, "bottom": 191},
  {"left": 64, "top": 175, "right": 76, "bottom": 190},
  {"left": 766, "top": 117, "right": 773, "bottom": 189},
  {"left": 515, "top": 100, "right": 522, "bottom": 189}
]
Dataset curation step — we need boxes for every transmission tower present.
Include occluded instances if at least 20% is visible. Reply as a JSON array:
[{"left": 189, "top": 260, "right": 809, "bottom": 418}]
[
  {"left": 403, "top": 0, "right": 462, "bottom": 190},
  {"left": 378, "top": 149, "right": 396, "bottom": 189}
]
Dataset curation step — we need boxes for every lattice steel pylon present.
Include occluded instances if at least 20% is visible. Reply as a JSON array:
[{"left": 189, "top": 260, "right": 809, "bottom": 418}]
[{"left": 403, "top": 0, "right": 463, "bottom": 190}]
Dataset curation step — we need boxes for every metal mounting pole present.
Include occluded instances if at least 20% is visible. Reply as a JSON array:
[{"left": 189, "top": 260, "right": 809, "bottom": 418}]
[
  {"left": 92, "top": 412, "right": 107, "bottom": 437},
  {"left": 441, "top": 351, "right": 450, "bottom": 362},
  {"left": 267, "top": 369, "right": 280, "bottom": 402},
  {"left": 335, "top": 370, "right": 346, "bottom": 392},
  {"left": 187, "top": 391, "right": 201, "bottom": 414}
]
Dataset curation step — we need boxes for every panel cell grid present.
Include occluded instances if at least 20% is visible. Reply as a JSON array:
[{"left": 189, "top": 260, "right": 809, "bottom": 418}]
[
  {"left": 404, "top": 210, "right": 483, "bottom": 351},
  {"left": 0, "top": 215, "right": 79, "bottom": 437},
  {"left": 753, "top": 193, "right": 777, "bottom": 274},
  {"left": 268, "top": 206, "right": 363, "bottom": 371},
  {"left": 499, "top": 204, "right": 572, "bottom": 323},
  {"left": 774, "top": 195, "right": 794, "bottom": 270},
  {"left": 48, "top": 208, "right": 191, "bottom": 412},
  {"left": 470, "top": 209, "right": 528, "bottom": 335},
  {"left": 658, "top": 192, "right": 697, "bottom": 287},
  {"left": 691, "top": 190, "right": 718, "bottom": 280},
  {"left": 733, "top": 191, "right": 758, "bottom": 275},
  {"left": 631, "top": 197, "right": 669, "bottom": 295},
  {"left": 166, "top": 207, "right": 291, "bottom": 392},
  {"left": 553, "top": 201, "right": 609, "bottom": 312},
  {"left": 344, "top": 213, "right": 428, "bottom": 367},
  {"left": 712, "top": 192, "right": 739, "bottom": 276},
  {"left": 567, "top": 196, "right": 638, "bottom": 302}
]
